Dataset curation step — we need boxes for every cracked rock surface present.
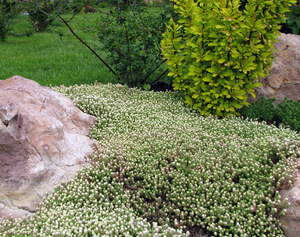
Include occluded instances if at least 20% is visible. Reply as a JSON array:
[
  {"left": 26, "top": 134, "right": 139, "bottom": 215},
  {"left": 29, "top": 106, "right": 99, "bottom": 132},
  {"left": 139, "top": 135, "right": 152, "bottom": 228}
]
[
  {"left": 280, "top": 159, "right": 300, "bottom": 237},
  {"left": 0, "top": 76, "right": 96, "bottom": 220},
  {"left": 248, "top": 33, "right": 300, "bottom": 105}
]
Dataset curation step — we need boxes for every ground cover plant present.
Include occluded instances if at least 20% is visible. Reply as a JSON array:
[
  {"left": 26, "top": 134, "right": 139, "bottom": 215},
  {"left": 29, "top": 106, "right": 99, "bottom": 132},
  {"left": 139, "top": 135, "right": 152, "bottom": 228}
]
[
  {"left": 1, "top": 82, "right": 299, "bottom": 236},
  {"left": 276, "top": 98, "right": 300, "bottom": 132}
]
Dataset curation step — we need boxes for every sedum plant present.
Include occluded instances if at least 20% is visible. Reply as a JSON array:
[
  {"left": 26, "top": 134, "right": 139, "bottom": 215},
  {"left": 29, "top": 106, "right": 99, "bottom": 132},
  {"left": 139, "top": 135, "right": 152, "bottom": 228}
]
[
  {"left": 161, "top": 0, "right": 296, "bottom": 117},
  {"left": 57, "top": 83, "right": 300, "bottom": 236},
  {"left": 1, "top": 83, "right": 299, "bottom": 236},
  {"left": 1, "top": 164, "right": 186, "bottom": 236}
]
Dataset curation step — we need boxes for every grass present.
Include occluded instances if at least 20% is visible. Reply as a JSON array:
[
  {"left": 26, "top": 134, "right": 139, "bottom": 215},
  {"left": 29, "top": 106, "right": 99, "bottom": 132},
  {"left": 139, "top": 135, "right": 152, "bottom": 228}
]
[
  {"left": 0, "top": 12, "right": 117, "bottom": 86},
  {"left": 0, "top": 5, "right": 170, "bottom": 87},
  {"left": 1, "top": 83, "right": 299, "bottom": 236}
]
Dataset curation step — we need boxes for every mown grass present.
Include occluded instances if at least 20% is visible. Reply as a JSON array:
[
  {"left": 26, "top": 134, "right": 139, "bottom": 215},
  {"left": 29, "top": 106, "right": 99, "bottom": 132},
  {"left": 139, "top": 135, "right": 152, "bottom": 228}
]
[{"left": 0, "top": 12, "right": 117, "bottom": 86}]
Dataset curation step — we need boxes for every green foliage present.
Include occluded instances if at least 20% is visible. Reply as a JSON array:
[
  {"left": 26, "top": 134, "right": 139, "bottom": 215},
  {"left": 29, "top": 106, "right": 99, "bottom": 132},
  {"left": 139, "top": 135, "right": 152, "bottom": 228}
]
[
  {"left": 89, "top": 0, "right": 105, "bottom": 7},
  {"left": 281, "top": 0, "right": 300, "bottom": 34},
  {"left": 238, "top": 97, "right": 300, "bottom": 133},
  {"left": 27, "top": 5, "right": 55, "bottom": 32},
  {"left": 0, "top": 0, "right": 19, "bottom": 41},
  {"left": 24, "top": 0, "right": 85, "bottom": 32},
  {"left": 161, "top": 0, "right": 296, "bottom": 117},
  {"left": 237, "top": 97, "right": 276, "bottom": 124},
  {"left": 23, "top": 0, "right": 56, "bottom": 32},
  {"left": 276, "top": 98, "right": 300, "bottom": 132},
  {"left": 95, "top": 1, "right": 110, "bottom": 8},
  {"left": 5, "top": 1, "right": 171, "bottom": 89},
  {"left": 95, "top": 3, "right": 172, "bottom": 88},
  {"left": 104, "top": 0, "right": 145, "bottom": 7}
]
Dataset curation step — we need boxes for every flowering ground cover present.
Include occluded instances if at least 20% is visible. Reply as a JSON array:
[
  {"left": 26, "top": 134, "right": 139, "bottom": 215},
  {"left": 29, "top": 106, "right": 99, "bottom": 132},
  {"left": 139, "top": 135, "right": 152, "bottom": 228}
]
[{"left": 1, "top": 83, "right": 299, "bottom": 236}]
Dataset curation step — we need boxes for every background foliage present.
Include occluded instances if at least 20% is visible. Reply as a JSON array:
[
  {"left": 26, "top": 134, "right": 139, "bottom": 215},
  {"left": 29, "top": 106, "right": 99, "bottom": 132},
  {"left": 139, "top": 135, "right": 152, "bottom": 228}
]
[
  {"left": 238, "top": 97, "right": 300, "bottom": 133},
  {"left": 94, "top": 2, "right": 172, "bottom": 89},
  {"left": 8, "top": 0, "right": 173, "bottom": 89},
  {"left": 0, "top": 0, "right": 19, "bottom": 41},
  {"left": 280, "top": 0, "right": 300, "bottom": 34}
]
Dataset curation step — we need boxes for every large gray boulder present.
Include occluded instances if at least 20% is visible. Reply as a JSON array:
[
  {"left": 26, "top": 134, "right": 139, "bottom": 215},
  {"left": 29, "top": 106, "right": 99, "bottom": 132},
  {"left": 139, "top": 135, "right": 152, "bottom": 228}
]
[
  {"left": 249, "top": 33, "right": 300, "bottom": 105},
  {"left": 0, "top": 76, "right": 96, "bottom": 220}
]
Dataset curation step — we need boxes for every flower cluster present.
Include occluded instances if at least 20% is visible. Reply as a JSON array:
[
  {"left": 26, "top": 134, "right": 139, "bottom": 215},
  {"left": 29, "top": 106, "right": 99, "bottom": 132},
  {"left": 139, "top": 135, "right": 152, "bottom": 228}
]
[
  {"left": 1, "top": 82, "right": 299, "bottom": 236},
  {"left": 1, "top": 164, "right": 185, "bottom": 236}
]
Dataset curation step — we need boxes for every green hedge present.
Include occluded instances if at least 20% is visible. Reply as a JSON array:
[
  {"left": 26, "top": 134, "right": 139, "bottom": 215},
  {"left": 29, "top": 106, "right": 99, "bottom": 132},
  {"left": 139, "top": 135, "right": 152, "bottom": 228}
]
[{"left": 238, "top": 97, "right": 300, "bottom": 132}]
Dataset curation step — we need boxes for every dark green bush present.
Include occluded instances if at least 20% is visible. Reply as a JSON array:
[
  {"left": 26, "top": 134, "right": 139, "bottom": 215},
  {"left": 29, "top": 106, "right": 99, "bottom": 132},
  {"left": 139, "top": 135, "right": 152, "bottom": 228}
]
[
  {"left": 95, "top": 1, "right": 110, "bottom": 8},
  {"left": 276, "top": 98, "right": 300, "bottom": 132},
  {"left": 27, "top": 6, "right": 55, "bottom": 32},
  {"left": 25, "top": 0, "right": 83, "bottom": 32},
  {"left": 23, "top": 0, "right": 57, "bottom": 32},
  {"left": 0, "top": 0, "right": 19, "bottom": 42},
  {"left": 238, "top": 97, "right": 300, "bottom": 132},
  {"left": 95, "top": 3, "right": 171, "bottom": 88},
  {"left": 280, "top": 0, "right": 300, "bottom": 34},
  {"left": 237, "top": 97, "right": 277, "bottom": 124}
]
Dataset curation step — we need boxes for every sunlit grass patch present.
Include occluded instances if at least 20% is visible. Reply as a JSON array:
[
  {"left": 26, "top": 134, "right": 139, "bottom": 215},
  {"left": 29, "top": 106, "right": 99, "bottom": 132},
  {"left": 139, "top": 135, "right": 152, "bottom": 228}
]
[{"left": 0, "top": 13, "right": 117, "bottom": 87}]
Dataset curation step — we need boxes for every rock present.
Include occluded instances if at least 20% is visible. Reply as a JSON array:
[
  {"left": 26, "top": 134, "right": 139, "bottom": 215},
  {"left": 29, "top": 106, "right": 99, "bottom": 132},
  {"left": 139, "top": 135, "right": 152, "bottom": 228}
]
[
  {"left": 249, "top": 33, "right": 300, "bottom": 105},
  {"left": 280, "top": 161, "right": 300, "bottom": 237},
  {"left": 0, "top": 76, "right": 96, "bottom": 220}
]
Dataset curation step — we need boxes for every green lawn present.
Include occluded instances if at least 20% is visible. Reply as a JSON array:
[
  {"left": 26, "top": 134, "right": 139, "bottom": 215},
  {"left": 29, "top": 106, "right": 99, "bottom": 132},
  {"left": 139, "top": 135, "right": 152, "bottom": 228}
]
[{"left": 0, "top": 12, "right": 117, "bottom": 86}]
